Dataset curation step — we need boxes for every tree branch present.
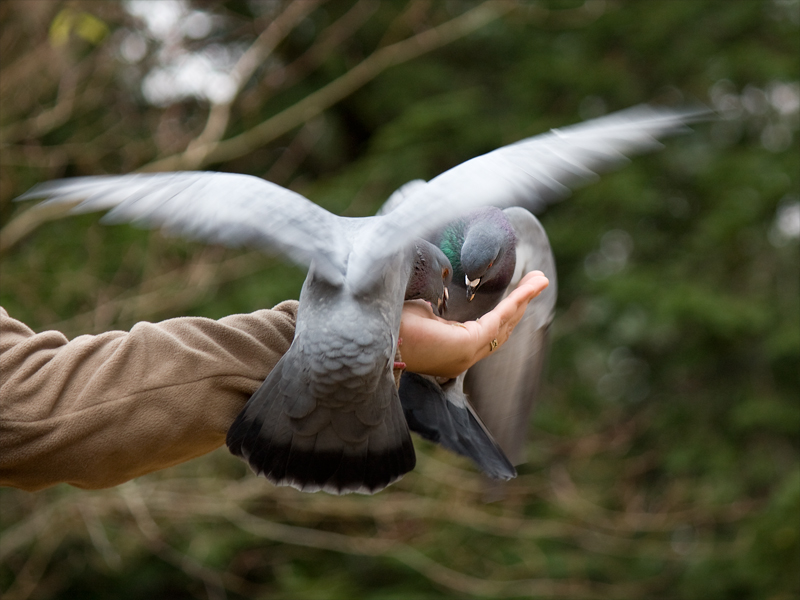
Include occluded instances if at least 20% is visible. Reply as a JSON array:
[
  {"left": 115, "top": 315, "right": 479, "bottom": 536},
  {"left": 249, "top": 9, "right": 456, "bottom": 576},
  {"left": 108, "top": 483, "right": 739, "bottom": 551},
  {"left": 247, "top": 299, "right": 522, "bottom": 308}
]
[
  {"left": 141, "top": 1, "right": 513, "bottom": 172},
  {"left": 179, "top": 0, "right": 321, "bottom": 169}
]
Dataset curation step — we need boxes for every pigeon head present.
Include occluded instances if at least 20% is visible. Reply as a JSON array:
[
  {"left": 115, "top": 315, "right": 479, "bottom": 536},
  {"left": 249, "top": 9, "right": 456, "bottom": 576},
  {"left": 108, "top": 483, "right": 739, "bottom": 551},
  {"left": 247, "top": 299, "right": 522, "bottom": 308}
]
[
  {"left": 405, "top": 239, "right": 453, "bottom": 315},
  {"left": 440, "top": 207, "right": 517, "bottom": 302}
]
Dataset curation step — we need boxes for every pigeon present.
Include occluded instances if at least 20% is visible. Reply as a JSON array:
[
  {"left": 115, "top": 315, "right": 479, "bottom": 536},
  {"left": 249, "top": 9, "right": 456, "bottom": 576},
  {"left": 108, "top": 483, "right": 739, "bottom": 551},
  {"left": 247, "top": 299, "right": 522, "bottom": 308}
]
[
  {"left": 437, "top": 206, "right": 520, "bottom": 318},
  {"left": 389, "top": 202, "right": 556, "bottom": 478},
  {"left": 391, "top": 106, "right": 709, "bottom": 478},
  {"left": 460, "top": 206, "right": 557, "bottom": 464},
  {"left": 17, "top": 104, "right": 706, "bottom": 494}
]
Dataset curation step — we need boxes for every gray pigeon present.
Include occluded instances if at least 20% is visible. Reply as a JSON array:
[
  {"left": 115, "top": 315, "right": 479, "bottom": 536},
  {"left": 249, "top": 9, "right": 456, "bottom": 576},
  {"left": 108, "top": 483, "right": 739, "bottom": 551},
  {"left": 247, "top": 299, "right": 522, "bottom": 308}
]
[
  {"left": 18, "top": 105, "right": 705, "bottom": 494},
  {"left": 461, "top": 207, "right": 557, "bottom": 464},
  {"left": 437, "top": 206, "right": 520, "bottom": 318},
  {"left": 392, "top": 203, "right": 556, "bottom": 478},
  {"left": 390, "top": 106, "right": 708, "bottom": 477}
]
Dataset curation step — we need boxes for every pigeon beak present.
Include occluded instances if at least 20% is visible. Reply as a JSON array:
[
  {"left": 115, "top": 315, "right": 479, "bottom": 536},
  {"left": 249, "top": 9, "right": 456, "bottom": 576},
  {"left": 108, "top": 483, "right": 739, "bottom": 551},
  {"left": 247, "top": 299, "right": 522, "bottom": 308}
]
[
  {"left": 439, "top": 286, "right": 449, "bottom": 314},
  {"left": 466, "top": 276, "right": 480, "bottom": 302}
]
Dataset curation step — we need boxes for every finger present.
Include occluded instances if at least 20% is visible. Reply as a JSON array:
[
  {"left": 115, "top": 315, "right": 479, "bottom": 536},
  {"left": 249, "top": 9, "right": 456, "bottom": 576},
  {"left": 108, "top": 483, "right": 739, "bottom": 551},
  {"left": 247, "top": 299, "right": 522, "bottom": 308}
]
[
  {"left": 485, "top": 274, "right": 550, "bottom": 347},
  {"left": 511, "top": 271, "right": 549, "bottom": 300},
  {"left": 480, "top": 276, "right": 547, "bottom": 331},
  {"left": 517, "top": 270, "right": 545, "bottom": 285},
  {"left": 496, "top": 274, "right": 549, "bottom": 322}
]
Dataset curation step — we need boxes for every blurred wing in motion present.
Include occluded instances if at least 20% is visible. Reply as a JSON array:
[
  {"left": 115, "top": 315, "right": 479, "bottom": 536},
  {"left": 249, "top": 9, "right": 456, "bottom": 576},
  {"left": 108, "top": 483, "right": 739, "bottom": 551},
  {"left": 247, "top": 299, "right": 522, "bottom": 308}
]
[
  {"left": 17, "top": 172, "right": 349, "bottom": 285},
  {"left": 376, "top": 179, "right": 428, "bottom": 216},
  {"left": 465, "top": 323, "right": 551, "bottom": 465},
  {"left": 354, "top": 105, "right": 707, "bottom": 290}
]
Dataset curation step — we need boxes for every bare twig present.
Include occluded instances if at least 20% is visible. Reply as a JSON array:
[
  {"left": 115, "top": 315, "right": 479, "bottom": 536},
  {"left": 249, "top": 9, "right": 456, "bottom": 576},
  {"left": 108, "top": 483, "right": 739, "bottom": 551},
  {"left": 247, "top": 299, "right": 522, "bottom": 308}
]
[
  {"left": 223, "top": 503, "right": 624, "bottom": 599},
  {"left": 0, "top": 449, "right": 761, "bottom": 600},
  {"left": 120, "top": 482, "right": 231, "bottom": 599},
  {"left": 546, "top": 464, "right": 763, "bottom": 533},
  {"left": 141, "top": 1, "right": 513, "bottom": 172},
  {"left": 180, "top": 1, "right": 320, "bottom": 169},
  {"left": 1, "top": 524, "right": 66, "bottom": 600},
  {"left": 375, "top": 0, "right": 432, "bottom": 48},
  {"left": 0, "top": 1, "right": 511, "bottom": 252},
  {"left": 40, "top": 249, "right": 270, "bottom": 336},
  {"left": 78, "top": 502, "right": 122, "bottom": 570},
  {"left": 261, "top": 0, "right": 379, "bottom": 90},
  {"left": 0, "top": 200, "right": 79, "bottom": 257},
  {"left": 263, "top": 117, "right": 324, "bottom": 183},
  {"left": 0, "top": 497, "right": 73, "bottom": 563},
  {"left": 0, "top": 69, "right": 78, "bottom": 143}
]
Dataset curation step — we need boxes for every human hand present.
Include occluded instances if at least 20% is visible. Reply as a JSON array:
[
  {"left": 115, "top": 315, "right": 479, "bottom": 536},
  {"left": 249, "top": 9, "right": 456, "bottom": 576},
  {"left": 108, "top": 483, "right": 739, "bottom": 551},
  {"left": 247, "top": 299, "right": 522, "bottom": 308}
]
[{"left": 398, "top": 271, "right": 550, "bottom": 379}]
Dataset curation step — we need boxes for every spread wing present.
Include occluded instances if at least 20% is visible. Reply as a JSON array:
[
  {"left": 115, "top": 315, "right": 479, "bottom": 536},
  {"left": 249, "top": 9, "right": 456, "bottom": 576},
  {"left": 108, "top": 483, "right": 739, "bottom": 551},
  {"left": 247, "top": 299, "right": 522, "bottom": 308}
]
[
  {"left": 353, "top": 104, "right": 706, "bottom": 291},
  {"left": 17, "top": 171, "right": 349, "bottom": 285}
]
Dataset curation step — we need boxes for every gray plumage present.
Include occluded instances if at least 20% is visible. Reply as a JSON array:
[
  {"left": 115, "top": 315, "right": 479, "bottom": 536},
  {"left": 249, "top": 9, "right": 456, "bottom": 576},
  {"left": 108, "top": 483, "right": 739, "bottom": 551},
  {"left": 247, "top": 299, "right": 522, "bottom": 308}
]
[
  {"left": 17, "top": 105, "right": 705, "bottom": 494},
  {"left": 437, "top": 206, "right": 519, "bottom": 318},
  {"left": 400, "top": 371, "right": 516, "bottom": 479}
]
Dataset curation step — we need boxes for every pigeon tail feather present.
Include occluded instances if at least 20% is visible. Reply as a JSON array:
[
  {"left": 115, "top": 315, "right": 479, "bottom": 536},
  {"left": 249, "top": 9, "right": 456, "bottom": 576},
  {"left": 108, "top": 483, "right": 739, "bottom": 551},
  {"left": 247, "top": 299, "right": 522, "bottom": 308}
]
[
  {"left": 226, "top": 354, "right": 416, "bottom": 495},
  {"left": 399, "top": 372, "right": 516, "bottom": 480}
]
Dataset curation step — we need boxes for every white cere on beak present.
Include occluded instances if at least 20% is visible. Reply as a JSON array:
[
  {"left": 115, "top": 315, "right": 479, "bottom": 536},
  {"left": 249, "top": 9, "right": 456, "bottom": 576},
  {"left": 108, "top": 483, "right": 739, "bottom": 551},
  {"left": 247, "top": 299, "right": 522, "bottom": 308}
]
[
  {"left": 466, "top": 276, "right": 481, "bottom": 288},
  {"left": 444, "top": 287, "right": 449, "bottom": 300}
]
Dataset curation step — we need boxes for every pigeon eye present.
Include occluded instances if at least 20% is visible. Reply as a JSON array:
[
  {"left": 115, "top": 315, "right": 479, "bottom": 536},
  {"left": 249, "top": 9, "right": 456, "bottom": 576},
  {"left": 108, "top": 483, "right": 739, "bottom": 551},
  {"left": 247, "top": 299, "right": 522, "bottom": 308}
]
[{"left": 443, "top": 268, "right": 450, "bottom": 278}]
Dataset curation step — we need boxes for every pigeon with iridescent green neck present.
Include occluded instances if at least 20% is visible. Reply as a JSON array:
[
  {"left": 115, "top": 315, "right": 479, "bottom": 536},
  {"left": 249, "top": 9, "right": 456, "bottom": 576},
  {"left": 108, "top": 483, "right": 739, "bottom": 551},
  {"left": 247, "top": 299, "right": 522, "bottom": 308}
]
[
  {"left": 437, "top": 206, "right": 518, "bottom": 320},
  {"left": 398, "top": 205, "right": 557, "bottom": 478}
]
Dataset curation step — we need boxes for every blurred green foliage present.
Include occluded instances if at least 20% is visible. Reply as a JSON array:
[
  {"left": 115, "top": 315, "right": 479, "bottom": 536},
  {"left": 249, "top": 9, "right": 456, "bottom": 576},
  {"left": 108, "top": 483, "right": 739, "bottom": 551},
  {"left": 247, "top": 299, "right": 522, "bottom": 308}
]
[{"left": 1, "top": 0, "right": 798, "bottom": 599}]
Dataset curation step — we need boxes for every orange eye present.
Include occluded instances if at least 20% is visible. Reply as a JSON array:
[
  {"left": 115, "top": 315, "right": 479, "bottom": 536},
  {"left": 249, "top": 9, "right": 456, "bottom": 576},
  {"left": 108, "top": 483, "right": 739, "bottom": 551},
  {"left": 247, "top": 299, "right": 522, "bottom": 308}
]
[{"left": 443, "top": 268, "right": 450, "bottom": 278}]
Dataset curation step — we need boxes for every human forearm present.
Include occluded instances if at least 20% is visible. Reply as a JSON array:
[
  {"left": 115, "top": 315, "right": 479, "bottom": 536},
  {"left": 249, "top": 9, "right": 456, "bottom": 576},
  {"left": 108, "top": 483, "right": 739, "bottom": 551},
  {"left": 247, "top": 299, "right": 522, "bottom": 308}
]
[{"left": 0, "top": 303, "right": 297, "bottom": 491}]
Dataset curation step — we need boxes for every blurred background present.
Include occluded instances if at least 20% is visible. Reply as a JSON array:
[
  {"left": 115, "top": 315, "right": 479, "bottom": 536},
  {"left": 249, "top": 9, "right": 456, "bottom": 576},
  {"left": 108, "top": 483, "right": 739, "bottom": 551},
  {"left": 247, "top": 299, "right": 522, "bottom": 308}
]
[{"left": 1, "top": 1, "right": 798, "bottom": 598}]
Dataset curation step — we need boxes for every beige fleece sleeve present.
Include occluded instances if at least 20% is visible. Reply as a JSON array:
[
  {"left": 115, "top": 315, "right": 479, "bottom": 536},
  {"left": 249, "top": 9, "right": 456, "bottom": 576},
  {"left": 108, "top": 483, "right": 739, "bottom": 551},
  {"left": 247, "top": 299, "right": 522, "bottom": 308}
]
[{"left": 0, "top": 302, "right": 297, "bottom": 491}]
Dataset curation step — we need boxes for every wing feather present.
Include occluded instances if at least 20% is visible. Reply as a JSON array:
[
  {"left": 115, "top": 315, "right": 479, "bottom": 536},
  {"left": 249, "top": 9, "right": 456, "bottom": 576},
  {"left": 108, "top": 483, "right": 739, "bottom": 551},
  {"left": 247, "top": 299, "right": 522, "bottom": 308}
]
[
  {"left": 353, "top": 105, "right": 707, "bottom": 291},
  {"left": 18, "top": 172, "right": 349, "bottom": 284}
]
